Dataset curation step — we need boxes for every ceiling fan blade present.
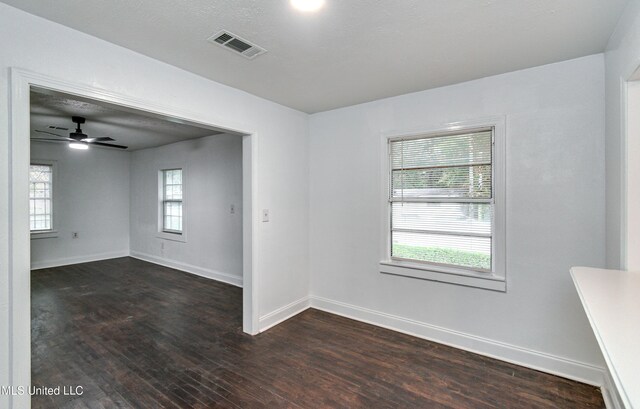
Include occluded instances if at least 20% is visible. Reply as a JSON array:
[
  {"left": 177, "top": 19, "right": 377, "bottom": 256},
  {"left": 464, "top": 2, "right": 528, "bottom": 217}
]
[
  {"left": 34, "top": 132, "right": 74, "bottom": 141},
  {"left": 91, "top": 141, "right": 128, "bottom": 149},
  {"left": 82, "top": 137, "right": 115, "bottom": 142},
  {"left": 35, "top": 129, "right": 66, "bottom": 137},
  {"left": 31, "top": 138, "right": 67, "bottom": 142}
]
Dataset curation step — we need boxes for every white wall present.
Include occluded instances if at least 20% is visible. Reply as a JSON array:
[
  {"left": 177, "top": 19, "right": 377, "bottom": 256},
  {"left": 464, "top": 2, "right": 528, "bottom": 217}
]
[
  {"left": 0, "top": 3, "right": 309, "bottom": 393},
  {"left": 605, "top": 0, "right": 640, "bottom": 269},
  {"left": 129, "top": 134, "right": 243, "bottom": 286},
  {"left": 30, "top": 141, "right": 130, "bottom": 268},
  {"left": 308, "top": 55, "right": 607, "bottom": 382}
]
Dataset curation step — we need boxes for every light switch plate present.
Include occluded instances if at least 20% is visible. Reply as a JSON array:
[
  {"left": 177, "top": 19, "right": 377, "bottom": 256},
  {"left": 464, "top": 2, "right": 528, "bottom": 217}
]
[{"left": 262, "top": 209, "right": 269, "bottom": 222}]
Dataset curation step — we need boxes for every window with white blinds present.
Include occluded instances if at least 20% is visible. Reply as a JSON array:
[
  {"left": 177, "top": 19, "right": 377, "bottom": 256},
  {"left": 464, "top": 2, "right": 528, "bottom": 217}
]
[
  {"left": 162, "top": 169, "right": 183, "bottom": 233},
  {"left": 389, "top": 128, "right": 494, "bottom": 272}
]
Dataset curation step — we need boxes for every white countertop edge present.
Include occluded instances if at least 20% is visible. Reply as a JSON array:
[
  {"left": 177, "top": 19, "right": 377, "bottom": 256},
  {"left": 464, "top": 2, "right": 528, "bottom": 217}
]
[{"left": 570, "top": 267, "right": 634, "bottom": 409}]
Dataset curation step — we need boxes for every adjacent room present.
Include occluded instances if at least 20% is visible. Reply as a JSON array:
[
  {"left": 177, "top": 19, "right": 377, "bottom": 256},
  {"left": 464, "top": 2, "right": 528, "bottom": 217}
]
[
  {"left": 1, "top": 0, "right": 639, "bottom": 408},
  {"left": 28, "top": 89, "right": 246, "bottom": 407}
]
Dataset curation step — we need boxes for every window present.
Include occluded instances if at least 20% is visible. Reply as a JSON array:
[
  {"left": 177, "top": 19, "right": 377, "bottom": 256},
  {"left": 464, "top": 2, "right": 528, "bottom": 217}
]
[
  {"left": 381, "top": 121, "right": 505, "bottom": 291},
  {"left": 29, "top": 164, "right": 53, "bottom": 232},
  {"left": 162, "top": 169, "right": 183, "bottom": 234}
]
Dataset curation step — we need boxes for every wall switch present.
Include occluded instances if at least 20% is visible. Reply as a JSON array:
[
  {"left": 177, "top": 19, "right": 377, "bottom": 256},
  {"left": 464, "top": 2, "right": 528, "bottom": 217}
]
[
  {"left": 230, "top": 204, "right": 235, "bottom": 214},
  {"left": 262, "top": 209, "right": 269, "bottom": 222},
  {"left": 72, "top": 232, "right": 79, "bottom": 239}
]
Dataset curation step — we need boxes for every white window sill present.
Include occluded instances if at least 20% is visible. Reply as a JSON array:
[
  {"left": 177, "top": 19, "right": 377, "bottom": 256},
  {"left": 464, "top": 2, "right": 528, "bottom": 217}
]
[
  {"left": 30, "top": 230, "right": 59, "bottom": 240},
  {"left": 380, "top": 260, "right": 506, "bottom": 292},
  {"left": 156, "top": 231, "right": 186, "bottom": 243}
]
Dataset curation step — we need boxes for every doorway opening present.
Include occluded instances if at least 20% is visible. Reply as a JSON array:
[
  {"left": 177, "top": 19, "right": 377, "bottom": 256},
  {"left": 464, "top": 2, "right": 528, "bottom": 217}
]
[{"left": 7, "top": 69, "right": 258, "bottom": 407}]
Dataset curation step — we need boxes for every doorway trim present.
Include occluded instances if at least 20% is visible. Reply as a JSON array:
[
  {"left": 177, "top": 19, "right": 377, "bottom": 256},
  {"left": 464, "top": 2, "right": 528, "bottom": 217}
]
[
  {"left": 623, "top": 65, "right": 640, "bottom": 270},
  {"left": 7, "top": 67, "right": 259, "bottom": 408}
]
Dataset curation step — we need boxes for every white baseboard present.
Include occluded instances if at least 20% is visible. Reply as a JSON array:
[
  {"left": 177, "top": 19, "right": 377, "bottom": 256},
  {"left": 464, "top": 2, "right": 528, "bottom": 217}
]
[
  {"left": 259, "top": 296, "right": 310, "bottom": 332},
  {"left": 309, "top": 295, "right": 606, "bottom": 388},
  {"left": 130, "top": 251, "right": 243, "bottom": 288},
  {"left": 30, "top": 250, "right": 130, "bottom": 270},
  {"left": 601, "top": 367, "right": 625, "bottom": 409}
]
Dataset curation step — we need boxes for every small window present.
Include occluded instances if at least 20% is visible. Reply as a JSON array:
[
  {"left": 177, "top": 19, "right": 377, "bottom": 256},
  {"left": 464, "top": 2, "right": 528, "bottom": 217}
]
[
  {"left": 389, "top": 128, "right": 494, "bottom": 272},
  {"left": 162, "top": 169, "right": 183, "bottom": 233},
  {"left": 29, "top": 164, "right": 53, "bottom": 232}
]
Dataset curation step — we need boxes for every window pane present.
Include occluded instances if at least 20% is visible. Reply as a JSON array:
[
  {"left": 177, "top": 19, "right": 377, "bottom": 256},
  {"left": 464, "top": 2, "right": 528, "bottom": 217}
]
[
  {"left": 163, "top": 202, "right": 182, "bottom": 232},
  {"left": 392, "top": 165, "right": 491, "bottom": 199},
  {"left": 390, "top": 131, "right": 492, "bottom": 170},
  {"left": 164, "top": 215, "right": 182, "bottom": 231},
  {"left": 392, "top": 202, "right": 491, "bottom": 235},
  {"left": 163, "top": 169, "right": 183, "bottom": 200},
  {"left": 392, "top": 231, "right": 491, "bottom": 270},
  {"left": 164, "top": 202, "right": 179, "bottom": 217},
  {"left": 29, "top": 165, "right": 52, "bottom": 182},
  {"left": 171, "top": 184, "right": 182, "bottom": 200}
]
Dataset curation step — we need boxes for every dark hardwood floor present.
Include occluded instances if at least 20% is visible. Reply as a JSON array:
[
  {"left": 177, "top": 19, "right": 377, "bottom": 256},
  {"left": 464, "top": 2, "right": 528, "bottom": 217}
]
[{"left": 32, "top": 257, "right": 604, "bottom": 408}]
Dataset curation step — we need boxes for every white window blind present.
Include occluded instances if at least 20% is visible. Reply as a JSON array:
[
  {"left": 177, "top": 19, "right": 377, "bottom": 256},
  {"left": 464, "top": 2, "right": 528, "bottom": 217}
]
[
  {"left": 389, "top": 129, "right": 494, "bottom": 272},
  {"left": 162, "top": 169, "right": 183, "bottom": 233},
  {"left": 29, "top": 164, "right": 53, "bottom": 231}
]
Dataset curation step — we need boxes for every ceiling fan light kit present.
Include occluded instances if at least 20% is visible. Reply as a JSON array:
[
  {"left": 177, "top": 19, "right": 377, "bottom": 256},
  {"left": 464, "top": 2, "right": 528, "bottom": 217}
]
[
  {"left": 69, "top": 141, "right": 89, "bottom": 150},
  {"left": 290, "top": 0, "right": 325, "bottom": 12}
]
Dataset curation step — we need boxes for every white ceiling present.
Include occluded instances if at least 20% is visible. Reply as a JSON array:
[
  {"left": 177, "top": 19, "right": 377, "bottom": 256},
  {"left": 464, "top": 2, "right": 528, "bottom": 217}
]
[
  {"left": 30, "top": 90, "right": 221, "bottom": 151},
  {"left": 7, "top": 0, "right": 629, "bottom": 113}
]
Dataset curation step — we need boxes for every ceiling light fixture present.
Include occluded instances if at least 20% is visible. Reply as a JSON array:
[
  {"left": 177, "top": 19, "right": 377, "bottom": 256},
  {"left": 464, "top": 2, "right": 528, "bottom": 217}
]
[
  {"left": 290, "top": 0, "right": 325, "bottom": 12},
  {"left": 69, "top": 141, "right": 89, "bottom": 150}
]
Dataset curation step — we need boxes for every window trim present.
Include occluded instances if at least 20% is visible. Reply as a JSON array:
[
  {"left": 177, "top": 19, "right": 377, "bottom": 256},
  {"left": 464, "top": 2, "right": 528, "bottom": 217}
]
[
  {"left": 157, "top": 167, "right": 186, "bottom": 243},
  {"left": 379, "top": 118, "right": 506, "bottom": 292},
  {"left": 29, "top": 160, "right": 59, "bottom": 239}
]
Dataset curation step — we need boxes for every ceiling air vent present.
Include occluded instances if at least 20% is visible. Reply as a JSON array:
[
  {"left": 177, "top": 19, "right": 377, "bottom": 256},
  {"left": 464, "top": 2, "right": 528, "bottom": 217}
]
[{"left": 207, "top": 30, "right": 267, "bottom": 60}]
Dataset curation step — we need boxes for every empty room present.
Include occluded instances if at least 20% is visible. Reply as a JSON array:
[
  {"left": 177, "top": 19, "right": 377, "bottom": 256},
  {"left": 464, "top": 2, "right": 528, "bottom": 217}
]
[{"left": 1, "top": 0, "right": 639, "bottom": 408}]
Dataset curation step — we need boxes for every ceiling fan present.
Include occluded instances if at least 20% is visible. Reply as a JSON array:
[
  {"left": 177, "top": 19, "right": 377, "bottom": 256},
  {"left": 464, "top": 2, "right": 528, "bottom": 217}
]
[{"left": 33, "top": 116, "right": 128, "bottom": 150}]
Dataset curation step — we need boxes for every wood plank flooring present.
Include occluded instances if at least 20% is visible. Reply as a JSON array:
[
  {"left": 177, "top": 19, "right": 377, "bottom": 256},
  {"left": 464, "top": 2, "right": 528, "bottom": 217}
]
[{"left": 32, "top": 257, "right": 604, "bottom": 408}]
